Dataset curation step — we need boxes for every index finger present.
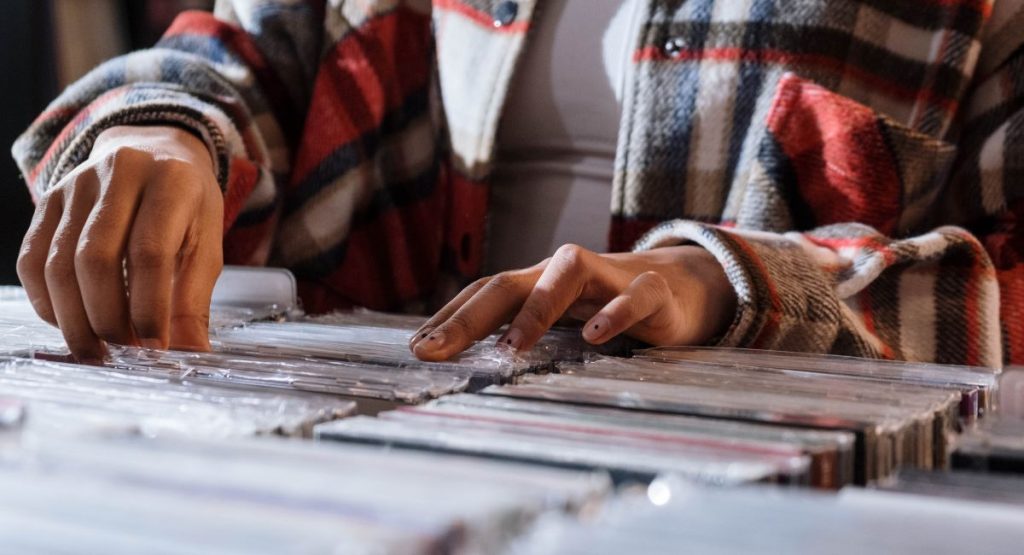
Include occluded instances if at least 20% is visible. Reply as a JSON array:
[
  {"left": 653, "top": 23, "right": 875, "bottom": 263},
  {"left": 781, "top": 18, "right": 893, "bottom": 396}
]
[
  {"left": 412, "top": 269, "right": 536, "bottom": 362},
  {"left": 502, "top": 244, "right": 594, "bottom": 351}
]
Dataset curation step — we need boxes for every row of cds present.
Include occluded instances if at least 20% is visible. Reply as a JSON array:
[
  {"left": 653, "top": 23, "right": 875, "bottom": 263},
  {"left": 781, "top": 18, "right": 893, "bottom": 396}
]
[
  {"left": 316, "top": 349, "right": 997, "bottom": 486},
  {"left": 511, "top": 355, "right": 974, "bottom": 483},
  {"left": 316, "top": 393, "right": 852, "bottom": 488},
  {"left": 0, "top": 279, "right": 571, "bottom": 425},
  {"left": 2, "top": 268, "right": 1023, "bottom": 552},
  {"left": 509, "top": 477, "right": 1024, "bottom": 554},
  {"left": 211, "top": 320, "right": 551, "bottom": 387},
  {"left": 0, "top": 282, "right": 1004, "bottom": 485},
  {"left": 0, "top": 428, "right": 609, "bottom": 554},
  {"left": 0, "top": 357, "right": 355, "bottom": 438}
]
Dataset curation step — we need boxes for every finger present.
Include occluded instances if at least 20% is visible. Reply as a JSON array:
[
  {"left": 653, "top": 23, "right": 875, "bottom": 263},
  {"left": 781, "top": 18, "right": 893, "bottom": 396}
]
[
  {"left": 410, "top": 257, "right": 556, "bottom": 350},
  {"left": 413, "top": 270, "right": 535, "bottom": 362},
  {"left": 75, "top": 177, "right": 145, "bottom": 347},
  {"left": 583, "top": 271, "right": 672, "bottom": 345},
  {"left": 127, "top": 174, "right": 198, "bottom": 350},
  {"left": 503, "top": 244, "right": 593, "bottom": 351},
  {"left": 564, "top": 299, "right": 605, "bottom": 322},
  {"left": 409, "top": 277, "right": 490, "bottom": 350},
  {"left": 169, "top": 186, "right": 223, "bottom": 351},
  {"left": 44, "top": 176, "right": 107, "bottom": 361},
  {"left": 17, "top": 190, "right": 64, "bottom": 326}
]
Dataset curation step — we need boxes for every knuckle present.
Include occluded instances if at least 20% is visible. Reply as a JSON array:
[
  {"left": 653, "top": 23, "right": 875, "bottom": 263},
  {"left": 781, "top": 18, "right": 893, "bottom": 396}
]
[
  {"left": 16, "top": 250, "right": 41, "bottom": 283},
  {"left": 638, "top": 270, "right": 670, "bottom": 291},
  {"left": 128, "top": 240, "right": 173, "bottom": 271},
  {"left": 635, "top": 271, "right": 671, "bottom": 303},
  {"left": 159, "top": 158, "right": 203, "bottom": 186},
  {"left": 553, "top": 243, "right": 588, "bottom": 272},
  {"left": 486, "top": 272, "right": 519, "bottom": 295},
  {"left": 445, "top": 312, "right": 475, "bottom": 336},
  {"left": 465, "top": 276, "right": 490, "bottom": 295},
  {"left": 43, "top": 250, "right": 76, "bottom": 284},
  {"left": 519, "top": 297, "right": 554, "bottom": 330},
  {"left": 108, "top": 145, "right": 151, "bottom": 168},
  {"left": 74, "top": 241, "right": 121, "bottom": 277}
]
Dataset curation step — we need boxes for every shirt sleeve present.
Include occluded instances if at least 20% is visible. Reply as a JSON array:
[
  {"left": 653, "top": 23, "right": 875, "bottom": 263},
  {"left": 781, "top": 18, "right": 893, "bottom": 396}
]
[
  {"left": 11, "top": 0, "right": 327, "bottom": 264},
  {"left": 636, "top": 13, "right": 1024, "bottom": 371}
]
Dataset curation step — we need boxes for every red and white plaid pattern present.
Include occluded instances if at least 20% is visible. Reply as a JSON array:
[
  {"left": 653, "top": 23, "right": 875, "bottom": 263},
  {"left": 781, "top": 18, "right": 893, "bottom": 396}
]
[{"left": 12, "top": 0, "right": 1024, "bottom": 367}]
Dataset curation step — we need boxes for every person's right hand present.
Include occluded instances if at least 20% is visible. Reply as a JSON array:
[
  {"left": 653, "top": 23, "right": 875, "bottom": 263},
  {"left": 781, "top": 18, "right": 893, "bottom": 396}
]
[{"left": 17, "top": 125, "right": 224, "bottom": 361}]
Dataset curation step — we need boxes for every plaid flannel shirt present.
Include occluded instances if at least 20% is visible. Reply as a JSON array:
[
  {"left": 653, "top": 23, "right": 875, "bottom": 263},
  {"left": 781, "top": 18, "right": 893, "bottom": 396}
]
[{"left": 13, "top": 0, "right": 1024, "bottom": 367}]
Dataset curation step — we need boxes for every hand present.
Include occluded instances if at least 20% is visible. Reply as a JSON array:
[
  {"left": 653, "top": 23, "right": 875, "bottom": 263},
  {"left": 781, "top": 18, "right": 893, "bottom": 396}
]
[
  {"left": 17, "top": 125, "right": 224, "bottom": 361},
  {"left": 410, "top": 244, "right": 737, "bottom": 361}
]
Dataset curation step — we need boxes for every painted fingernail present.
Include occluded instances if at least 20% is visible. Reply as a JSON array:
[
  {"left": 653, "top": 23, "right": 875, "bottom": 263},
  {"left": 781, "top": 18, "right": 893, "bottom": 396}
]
[
  {"left": 583, "top": 317, "right": 609, "bottom": 343},
  {"left": 139, "top": 338, "right": 164, "bottom": 351},
  {"left": 498, "top": 328, "right": 523, "bottom": 350},
  {"left": 422, "top": 331, "right": 446, "bottom": 350},
  {"left": 409, "top": 329, "right": 431, "bottom": 348}
]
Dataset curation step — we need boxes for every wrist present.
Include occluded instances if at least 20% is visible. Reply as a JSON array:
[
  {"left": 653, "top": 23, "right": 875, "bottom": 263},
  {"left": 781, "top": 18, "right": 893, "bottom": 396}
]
[
  {"left": 661, "top": 245, "right": 738, "bottom": 344},
  {"left": 92, "top": 125, "right": 215, "bottom": 172}
]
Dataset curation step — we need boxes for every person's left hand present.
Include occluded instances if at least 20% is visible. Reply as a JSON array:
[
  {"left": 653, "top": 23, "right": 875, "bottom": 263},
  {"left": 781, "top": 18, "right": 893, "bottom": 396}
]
[{"left": 410, "top": 244, "right": 737, "bottom": 361}]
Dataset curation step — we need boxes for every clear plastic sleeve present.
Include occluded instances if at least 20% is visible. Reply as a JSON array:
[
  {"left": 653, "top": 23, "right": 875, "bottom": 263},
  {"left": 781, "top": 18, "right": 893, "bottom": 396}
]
[
  {"left": 0, "top": 432, "right": 609, "bottom": 554},
  {"left": 484, "top": 368, "right": 957, "bottom": 484},
  {"left": 642, "top": 346, "right": 998, "bottom": 421},
  {"left": 429, "top": 393, "right": 855, "bottom": 489},
  {"left": 0, "top": 357, "right": 354, "bottom": 438},
  {"left": 508, "top": 477, "right": 1024, "bottom": 555},
  {"left": 211, "top": 321, "right": 552, "bottom": 386},
  {"left": 106, "top": 346, "right": 470, "bottom": 405},
  {"left": 315, "top": 413, "right": 810, "bottom": 487},
  {"left": 562, "top": 356, "right": 963, "bottom": 471}
]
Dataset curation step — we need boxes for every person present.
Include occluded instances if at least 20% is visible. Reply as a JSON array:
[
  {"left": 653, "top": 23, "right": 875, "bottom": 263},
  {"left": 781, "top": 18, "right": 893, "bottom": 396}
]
[{"left": 12, "top": 0, "right": 1023, "bottom": 367}]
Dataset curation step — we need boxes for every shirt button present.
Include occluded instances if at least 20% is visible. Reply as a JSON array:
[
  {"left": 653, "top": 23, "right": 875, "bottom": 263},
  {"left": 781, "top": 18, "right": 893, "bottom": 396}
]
[
  {"left": 663, "top": 37, "right": 685, "bottom": 57},
  {"left": 493, "top": 1, "right": 519, "bottom": 27}
]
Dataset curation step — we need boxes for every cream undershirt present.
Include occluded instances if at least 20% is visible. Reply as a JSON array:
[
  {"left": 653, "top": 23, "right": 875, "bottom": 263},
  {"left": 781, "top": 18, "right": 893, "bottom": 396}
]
[{"left": 485, "top": 0, "right": 641, "bottom": 273}]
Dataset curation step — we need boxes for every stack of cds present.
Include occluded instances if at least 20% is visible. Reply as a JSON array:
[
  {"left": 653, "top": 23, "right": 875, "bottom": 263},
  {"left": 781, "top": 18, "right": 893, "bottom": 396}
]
[
  {"left": 316, "top": 393, "right": 855, "bottom": 488},
  {"left": 509, "top": 477, "right": 1024, "bottom": 554},
  {"left": 0, "top": 432, "right": 610, "bottom": 554},
  {"left": 481, "top": 355, "right": 972, "bottom": 483},
  {"left": 0, "top": 286, "right": 284, "bottom": 357},
  {"left": 211, "top": 321, "right": 553, "bottom": 388},
  {"left": 643, "top": 346, "right": 998, "bottom": 423},
  {"left": 0, "top": 357, "right": 354, "bottom": 438},
  {"left": 107, "top": 347, "right": 471, "bottom": 407}
]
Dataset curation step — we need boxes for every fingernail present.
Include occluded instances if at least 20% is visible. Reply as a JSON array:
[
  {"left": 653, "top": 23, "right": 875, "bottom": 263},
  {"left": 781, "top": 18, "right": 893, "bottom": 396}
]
[
  {"left": 139, "top": 338, "right": 164, "bottom": 351},
  {"left": 421, "top": 331, "right": 446, "bottom": 350},
  {"left": 583, "top": 317, "right": 608, "bottom": 343},
  {"left": 498, "top": 328, "right": 523, "bottom": 350},
  {"left": 409, "top": 328, "right": 432, "bottom": 349}
]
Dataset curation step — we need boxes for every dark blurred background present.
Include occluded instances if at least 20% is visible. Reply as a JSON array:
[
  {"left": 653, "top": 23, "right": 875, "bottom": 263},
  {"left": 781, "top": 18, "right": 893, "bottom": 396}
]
[{"left": 0, "top": 0, "right": 213, "bottom": 285}]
